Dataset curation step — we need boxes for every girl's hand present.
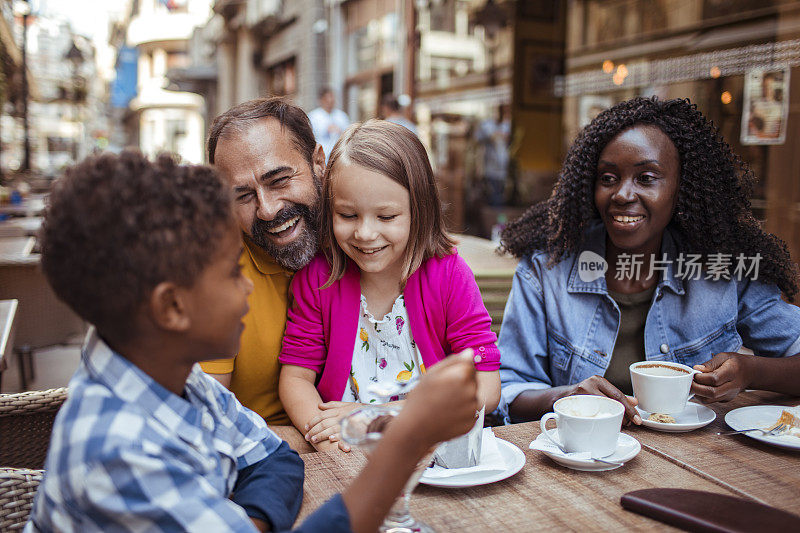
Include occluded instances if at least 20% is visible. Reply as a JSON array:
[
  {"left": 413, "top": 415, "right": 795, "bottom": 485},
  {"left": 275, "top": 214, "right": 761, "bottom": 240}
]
[
  {"left": 328, "top": 433, "right": 352, "bottom": 453},
  {"left": 569, "top": 376, "right": 641, "bottom": 425},
  {"left": 692, "top": 352, "right": 754, "bottom": 403},
  {"left": 305, "top": 401, "right": 363, "bottom": 447}
]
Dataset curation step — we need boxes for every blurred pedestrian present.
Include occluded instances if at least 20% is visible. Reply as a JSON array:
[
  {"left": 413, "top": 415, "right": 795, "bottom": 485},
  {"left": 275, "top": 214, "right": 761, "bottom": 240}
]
[
  {"left": 381, "top": 95, "right": 417, "bottom": 135},
  {"left": 475, "top": 105, "right": 511, "bottom": 206},
  {"left": 308, "top": 88, "right": 350, "bottom": 163}
]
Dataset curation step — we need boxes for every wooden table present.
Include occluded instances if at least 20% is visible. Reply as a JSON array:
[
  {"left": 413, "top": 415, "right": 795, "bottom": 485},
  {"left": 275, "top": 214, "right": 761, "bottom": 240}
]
[
  {"left": 0, "top": 237, "right": 35, "bottom": 260},
  {"left": 294, "top": 391, "right": 800, "bottom": 530},
  {"left": 0, "top": 217, "right": 42, "bottom": 238},
  {"left": 628, "top": 391, "right": 800, "bottom": 514}
]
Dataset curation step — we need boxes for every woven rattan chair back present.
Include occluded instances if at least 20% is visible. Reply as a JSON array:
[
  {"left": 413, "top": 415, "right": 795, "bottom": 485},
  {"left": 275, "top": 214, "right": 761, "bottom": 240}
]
[
  {"left": 0, "top": 468, "right": 43, "bottom": 531},
  {"left": 0, "top": 388, "right": 67, "bottom": 469}
]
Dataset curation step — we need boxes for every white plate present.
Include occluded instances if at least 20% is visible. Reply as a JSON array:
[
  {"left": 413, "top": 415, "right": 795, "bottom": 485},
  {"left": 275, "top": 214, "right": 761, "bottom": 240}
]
[
  {"left": 636, "top": 402, "right": 716, "bottom": 432},
  {"left": 724, "top": 405, "right": 800, "bottom": 451},
  {"left": 531, "top": 431, "right": 640, "bottom": 471},
  {"left": 419, "top": 437, "right": 525, "bottom": 488}
]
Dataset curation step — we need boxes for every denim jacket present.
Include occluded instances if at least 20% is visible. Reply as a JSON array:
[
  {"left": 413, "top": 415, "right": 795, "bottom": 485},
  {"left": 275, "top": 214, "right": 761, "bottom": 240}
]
[{"left": 498, "top": 222, "right": 800, "bottom": 421}]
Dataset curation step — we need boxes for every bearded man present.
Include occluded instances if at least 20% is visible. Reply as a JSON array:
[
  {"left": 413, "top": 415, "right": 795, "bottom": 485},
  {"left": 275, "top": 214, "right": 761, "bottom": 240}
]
[{"left": 201, "top": 98, "right": 325, "bottom": 424}]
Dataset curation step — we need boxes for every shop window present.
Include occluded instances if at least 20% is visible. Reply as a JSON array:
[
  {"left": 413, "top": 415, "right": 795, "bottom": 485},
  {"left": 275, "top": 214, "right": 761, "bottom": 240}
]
[
  {"left": 703, "top": 0, "right": 777, "bottom": 19},
  {"left": 430, "top": 0, "right": 456, "bottom": 33},
  {"left": 158, "top": 0, "right": 189, "bottom": 13},
  {"left": 267, "top": 57, "right": 297, "bottom": 97},
  {"left": 46, "top": 137, "right": 70, "bottom": 153},
  {"left": 347, "top": 12, "right": 398, "bottom": 76},
  {"left": 347, "top": 80, "right": 377, "bottom": 122},
  {"left": 166, "top": 51, "right": 188, "bottom": 70}
]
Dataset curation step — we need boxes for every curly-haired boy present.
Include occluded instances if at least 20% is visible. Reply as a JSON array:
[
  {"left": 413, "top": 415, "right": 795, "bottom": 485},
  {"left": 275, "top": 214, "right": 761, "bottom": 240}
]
[{"left": 26, "top": 150, "right": 481, "bottom": 533}]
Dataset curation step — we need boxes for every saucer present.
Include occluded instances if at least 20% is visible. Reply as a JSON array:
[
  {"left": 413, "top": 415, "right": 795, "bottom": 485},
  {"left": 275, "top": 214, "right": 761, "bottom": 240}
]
[
  {"left": 636, "top": 402, "right": 716, "bottom": 432},
  {"left": 419, "top": 438, "right": 525, "bottom": 488},
  {"left": 530, "top": 431, "right": 640, "bottom": 471},
  {"left": 725, "top": 406, "right": 800, "bottom": 451}
]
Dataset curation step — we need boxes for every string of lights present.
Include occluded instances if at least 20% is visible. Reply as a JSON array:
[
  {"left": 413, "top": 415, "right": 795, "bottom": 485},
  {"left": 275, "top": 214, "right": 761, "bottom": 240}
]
[{"left": 554, "top": 39, "right": 800, "bottom": 96}]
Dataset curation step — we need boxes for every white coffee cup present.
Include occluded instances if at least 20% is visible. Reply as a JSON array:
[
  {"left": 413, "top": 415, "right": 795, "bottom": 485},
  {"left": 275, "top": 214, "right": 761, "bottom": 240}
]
[
  {"left": 630, "top": 361, "right": 700, "bottom": 414},
  {"left": 539, "top": 395, "right": 624, "bottom": 457}
]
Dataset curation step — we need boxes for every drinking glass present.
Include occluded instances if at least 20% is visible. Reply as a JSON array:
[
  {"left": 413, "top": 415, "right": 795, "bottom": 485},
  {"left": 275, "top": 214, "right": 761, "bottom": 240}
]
[{"left": 340, "top": 405, "right": 435, "bottom": 533}]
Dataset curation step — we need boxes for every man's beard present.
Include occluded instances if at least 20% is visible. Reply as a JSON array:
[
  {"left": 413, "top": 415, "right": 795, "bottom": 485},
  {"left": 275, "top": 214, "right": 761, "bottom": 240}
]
[{"left": 250, "top": 202, "right": 319, "bottom": 271}]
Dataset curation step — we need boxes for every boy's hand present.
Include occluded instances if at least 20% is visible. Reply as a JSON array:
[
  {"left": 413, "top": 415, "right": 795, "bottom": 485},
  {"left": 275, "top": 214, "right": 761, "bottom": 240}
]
[
  {"left": 692, "top": 352, "right": 754, "bottom": 403},
  {"left": 305, "top": 401, "right": 363, "bottom": 446},
  {"left": 401, "top": 349, "right": 480, "bottom": 447}
]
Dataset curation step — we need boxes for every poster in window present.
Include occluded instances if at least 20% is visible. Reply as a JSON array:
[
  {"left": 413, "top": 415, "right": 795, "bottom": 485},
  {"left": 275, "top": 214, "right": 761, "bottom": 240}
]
[
  {"left": 579, "top": 95, "right": 613, "bottom": 128},
  {"left": 741, "top": 68, "right": 790, "bottom": 145}
]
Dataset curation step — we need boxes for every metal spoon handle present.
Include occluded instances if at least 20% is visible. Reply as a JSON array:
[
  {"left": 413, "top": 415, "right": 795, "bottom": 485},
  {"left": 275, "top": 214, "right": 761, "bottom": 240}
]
[{"left": 592, "top": 457, "right": 624, "bottom": 466}]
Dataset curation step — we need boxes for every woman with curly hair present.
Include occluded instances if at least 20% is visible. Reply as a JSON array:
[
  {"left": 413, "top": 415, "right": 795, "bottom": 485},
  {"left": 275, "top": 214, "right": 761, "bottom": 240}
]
[{"left": 498, "top": 96, "right": 800, "bottom": 424}]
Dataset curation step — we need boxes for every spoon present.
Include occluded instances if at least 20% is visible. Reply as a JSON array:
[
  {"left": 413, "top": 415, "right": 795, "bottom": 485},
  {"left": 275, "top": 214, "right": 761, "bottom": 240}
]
[
  {"left": 546, "top": 437, "right": 624, "bottom": 466},
  {"left": 366, "top": 351, "right": 484, "bottom": 400}
]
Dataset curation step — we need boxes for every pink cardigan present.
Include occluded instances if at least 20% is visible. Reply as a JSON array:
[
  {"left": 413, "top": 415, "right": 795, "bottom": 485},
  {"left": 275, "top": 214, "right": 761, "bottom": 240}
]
[{"left": 279, "top": 251, "right": 500, "bottom": 402}]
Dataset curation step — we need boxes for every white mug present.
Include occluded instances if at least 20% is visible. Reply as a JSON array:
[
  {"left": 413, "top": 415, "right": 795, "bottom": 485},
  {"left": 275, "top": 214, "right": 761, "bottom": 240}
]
[
  {"left": 539, "top": 395, "right": 624, "bottom": 458},
  {"left": 630, "top": 361, "right": 700, "bottom": 414}
]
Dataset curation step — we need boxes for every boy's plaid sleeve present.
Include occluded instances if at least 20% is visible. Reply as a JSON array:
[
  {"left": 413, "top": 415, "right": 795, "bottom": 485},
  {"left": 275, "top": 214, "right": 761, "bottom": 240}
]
[{"left": 79, "top": 446, "right": 261, "bottom": 532}]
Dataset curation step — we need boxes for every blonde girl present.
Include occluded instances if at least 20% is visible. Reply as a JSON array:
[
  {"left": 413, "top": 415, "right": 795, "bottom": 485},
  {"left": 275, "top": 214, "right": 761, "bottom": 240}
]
[{"left": 279, "top": 120, "right": 500, "bottom": 451}]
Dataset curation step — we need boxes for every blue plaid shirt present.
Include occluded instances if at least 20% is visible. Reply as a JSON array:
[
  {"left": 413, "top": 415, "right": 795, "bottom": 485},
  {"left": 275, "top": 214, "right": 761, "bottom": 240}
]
[{"left": 25, "top": 330, "right": 349, "bottom": 532}]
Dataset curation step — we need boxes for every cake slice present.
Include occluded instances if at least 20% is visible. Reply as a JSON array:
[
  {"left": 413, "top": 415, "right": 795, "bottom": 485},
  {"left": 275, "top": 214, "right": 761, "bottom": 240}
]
[{"left": 773, "top": 409, "right": 800, "bottom": 431}]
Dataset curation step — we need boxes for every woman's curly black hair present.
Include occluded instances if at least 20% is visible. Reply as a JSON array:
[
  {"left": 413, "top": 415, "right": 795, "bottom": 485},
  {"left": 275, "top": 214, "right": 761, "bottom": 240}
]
[{"left": 501, "top": 96, "right": 799, "bottom": 299}]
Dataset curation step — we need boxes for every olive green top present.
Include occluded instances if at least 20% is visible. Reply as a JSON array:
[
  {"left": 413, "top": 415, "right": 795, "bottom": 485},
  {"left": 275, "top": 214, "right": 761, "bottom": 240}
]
[{"left": 605, "top": 286, "right": 656, "bottom": 395}]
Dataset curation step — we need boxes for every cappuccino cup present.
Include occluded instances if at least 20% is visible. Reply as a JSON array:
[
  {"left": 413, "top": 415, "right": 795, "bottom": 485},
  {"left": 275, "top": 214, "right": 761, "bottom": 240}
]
[
  {"left": 539, "top": 395, "right": 624, "bottom": 457},
  {"left": 630, "top": 361, "right": 700, "bottom": 414}
]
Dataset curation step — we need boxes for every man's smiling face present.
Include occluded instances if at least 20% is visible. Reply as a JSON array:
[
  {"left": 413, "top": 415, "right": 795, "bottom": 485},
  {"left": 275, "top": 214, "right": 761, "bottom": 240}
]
[{"left": 213, "top": 118, "right": 324, "bottom": 271}]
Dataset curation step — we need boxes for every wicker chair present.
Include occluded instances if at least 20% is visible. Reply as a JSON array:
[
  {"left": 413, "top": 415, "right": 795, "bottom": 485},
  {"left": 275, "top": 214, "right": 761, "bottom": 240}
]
[
  {"left": 0, "top": 388, "right": 67, "bottom": 469},
  {"left": 0, "top": 468, "right": 43, "bottom": 531}
]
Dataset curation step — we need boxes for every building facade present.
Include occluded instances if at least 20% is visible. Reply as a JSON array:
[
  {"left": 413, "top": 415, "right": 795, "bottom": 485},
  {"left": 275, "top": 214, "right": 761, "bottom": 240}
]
[
  {"left": 0, "top": 6, "right": 108, "bottom": 177},
  {"left": 173, "top": 0, "right": 326, "bottom": 125},
  {"left": 122, "top": 0, "right": 212, "bottom": 163}
]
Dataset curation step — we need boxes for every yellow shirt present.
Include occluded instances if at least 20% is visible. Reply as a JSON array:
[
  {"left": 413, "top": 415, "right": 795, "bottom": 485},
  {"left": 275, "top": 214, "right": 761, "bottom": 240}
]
[{"left": 200, "top": 236, "right": 292, "bottom": 425}]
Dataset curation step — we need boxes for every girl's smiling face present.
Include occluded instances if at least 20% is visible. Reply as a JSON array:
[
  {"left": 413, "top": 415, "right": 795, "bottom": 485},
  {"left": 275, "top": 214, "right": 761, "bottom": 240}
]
[
  {"left": 594, "top": 125, "right": 681, "bottom": 256},
  {"left": 329, "top": 161, "right": 411, "bottom": 285}
]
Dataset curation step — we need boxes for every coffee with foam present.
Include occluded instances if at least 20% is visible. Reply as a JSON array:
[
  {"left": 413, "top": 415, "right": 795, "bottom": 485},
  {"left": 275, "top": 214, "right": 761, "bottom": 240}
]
[
  {"left": 630, "top": 361, "right": 697, "bottom": 414},
  {"left": 541, "top": 395, "right": 625, "bottom": 456},
  {"left": 557, "top": 397, "right": 615, "bottom": 418},
  {"left": 634, "top": 363, "right": 690, "bottom": 377}
]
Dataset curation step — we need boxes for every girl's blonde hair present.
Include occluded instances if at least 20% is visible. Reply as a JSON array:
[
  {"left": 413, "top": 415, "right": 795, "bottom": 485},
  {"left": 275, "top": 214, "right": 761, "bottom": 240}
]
[{"left": 320, "top": 119, "right": 455, "bottom": 288}]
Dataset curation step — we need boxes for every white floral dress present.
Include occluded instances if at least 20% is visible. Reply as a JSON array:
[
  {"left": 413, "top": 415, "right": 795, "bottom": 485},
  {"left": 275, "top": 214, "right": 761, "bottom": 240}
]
[{"left": 341, "top": 294, "right": 425, "bottom": 404}]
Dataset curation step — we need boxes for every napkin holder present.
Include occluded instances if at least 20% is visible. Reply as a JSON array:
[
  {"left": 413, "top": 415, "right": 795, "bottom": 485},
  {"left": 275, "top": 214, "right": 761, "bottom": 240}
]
[
  {"left": 433, "top": 407, "right": 484, "bottom": 468},
  {"left": 621, "top": 488, "right": 800, "bottom": 532}
]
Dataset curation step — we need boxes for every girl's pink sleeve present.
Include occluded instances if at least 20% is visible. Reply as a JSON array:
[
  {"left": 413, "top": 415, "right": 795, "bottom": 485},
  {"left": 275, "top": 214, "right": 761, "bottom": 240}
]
[
  {"left": 444, "top": 254, "right": 501, "bottom": 371},
  {"left": 279, "top": 263, "right": 327, "bottom": 372}
]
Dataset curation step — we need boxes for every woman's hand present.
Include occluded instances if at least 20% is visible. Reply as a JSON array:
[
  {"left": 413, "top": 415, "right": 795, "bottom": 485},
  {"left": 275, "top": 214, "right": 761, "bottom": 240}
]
[
  {"left": 692, "top": 352, "right": 754, "bottom": 403},
  {"left": 569, "top": 375, "right": 641, "bottom": 425},
  {"left": 305, "top": 401, "right": 364, "bottom": 451}
]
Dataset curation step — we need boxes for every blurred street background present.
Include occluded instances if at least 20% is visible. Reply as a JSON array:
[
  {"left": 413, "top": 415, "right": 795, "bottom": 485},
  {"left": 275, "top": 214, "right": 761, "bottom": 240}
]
[
  {"left": 3, "top": 0, "right": 800, "bottom": 393},
  {"left": 1, "top": 0, "right": 800, "bottom": 244}
]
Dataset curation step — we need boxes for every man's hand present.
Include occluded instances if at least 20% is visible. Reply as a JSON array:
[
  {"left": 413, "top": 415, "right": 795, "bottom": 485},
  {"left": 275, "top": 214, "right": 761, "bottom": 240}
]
[
  {"left": 692, "top": 352, "right": 754, "bottom": 403},
  {"left": 569, "top": 375, "right": 641, "bottom": 425},
  {"left": 305, "top": 401, "right": 363, "bottom": 451}
]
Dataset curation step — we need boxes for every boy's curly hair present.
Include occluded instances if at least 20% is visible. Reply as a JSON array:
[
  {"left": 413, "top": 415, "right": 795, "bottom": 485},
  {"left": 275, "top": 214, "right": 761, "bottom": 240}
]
[
  {"left": 40, "top": 150, "right": 235, "bottom": 343},
  {"left": 501, "top": 96, "right": 799, "bottom": 299}
]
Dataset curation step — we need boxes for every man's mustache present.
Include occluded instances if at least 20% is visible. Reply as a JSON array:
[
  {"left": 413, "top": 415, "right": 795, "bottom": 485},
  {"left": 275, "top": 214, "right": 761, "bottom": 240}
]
[{"left": 255, "top": 203, "right": 313, "bottom": 232}]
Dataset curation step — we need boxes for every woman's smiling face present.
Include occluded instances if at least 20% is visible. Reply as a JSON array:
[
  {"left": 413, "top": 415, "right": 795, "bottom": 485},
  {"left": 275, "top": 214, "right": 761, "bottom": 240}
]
[{"left": 594, "top": 125, "right": 681, "bottom": 256}]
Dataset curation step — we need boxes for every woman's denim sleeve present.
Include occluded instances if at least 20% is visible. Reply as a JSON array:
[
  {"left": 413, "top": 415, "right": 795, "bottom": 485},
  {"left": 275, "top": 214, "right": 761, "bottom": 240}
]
[
  {"left": 736, "top": 278, "right": 800, "bottom": 357},
  {"left": 497, "top": 257, "right": 554, "bottom": 422}
]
